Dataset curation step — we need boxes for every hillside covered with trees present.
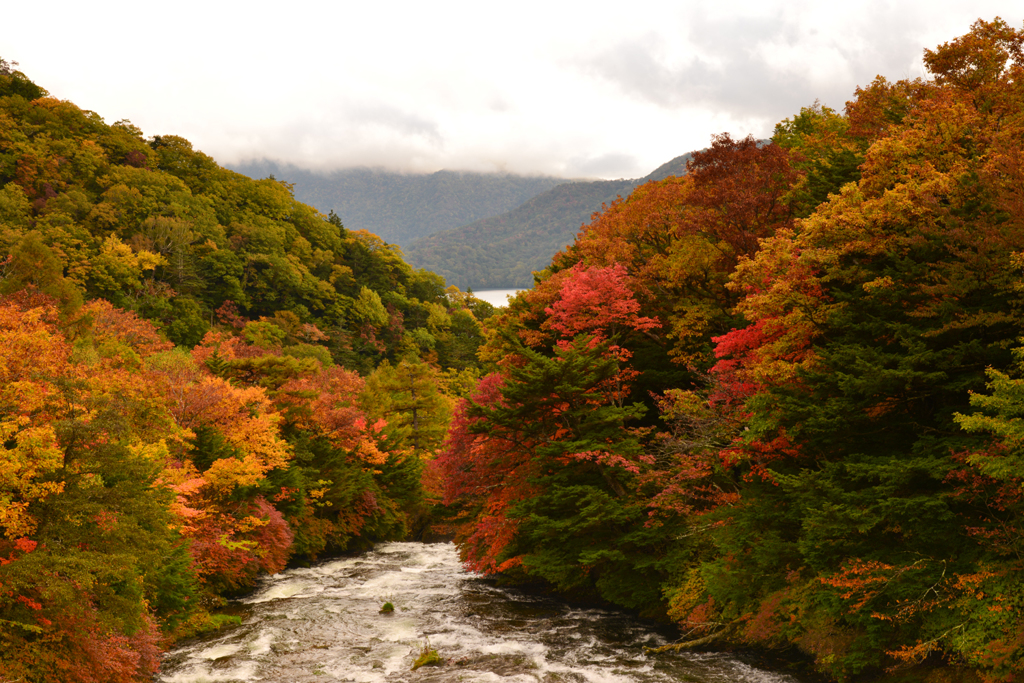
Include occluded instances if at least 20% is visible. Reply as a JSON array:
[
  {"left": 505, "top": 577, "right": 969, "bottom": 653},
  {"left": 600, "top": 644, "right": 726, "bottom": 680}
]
[
  {"left": 405, "top": 153, "right": 694, "bottom": 290},
  {"left": 5, "top": 16, "right": 1024, "bottom": 683},
  {"left": 233, "top": 154, "right": 695, "bottom": 293},
  {"left": 433, "top": 19, "right": 1024, "bottom": 682},
  {"left": 229, "top": 160, "right": 567, "bottom": 248},
  {"left": 406, "top": 178, "right": 635, "bottom": 290},
  {"left": 0, "top": 58, "right": 493, "bottom": 682}
]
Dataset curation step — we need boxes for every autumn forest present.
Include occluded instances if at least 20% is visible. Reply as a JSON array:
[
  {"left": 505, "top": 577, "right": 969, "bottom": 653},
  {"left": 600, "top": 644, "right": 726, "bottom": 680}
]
[{"left": 3, "top": 18, "right": 1024, "bottom": 683}]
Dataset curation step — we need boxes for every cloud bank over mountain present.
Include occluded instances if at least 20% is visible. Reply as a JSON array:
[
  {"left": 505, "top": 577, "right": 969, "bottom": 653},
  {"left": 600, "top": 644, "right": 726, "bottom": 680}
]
[{"left": 5, "top": 1, "right": 1020, "bottom": 179}]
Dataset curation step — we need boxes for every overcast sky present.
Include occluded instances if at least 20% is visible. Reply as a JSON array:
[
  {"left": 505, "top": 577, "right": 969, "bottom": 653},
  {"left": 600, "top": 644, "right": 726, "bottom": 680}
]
[{"left": 4, "top": 2, "right": 1020, "bottom": 179}]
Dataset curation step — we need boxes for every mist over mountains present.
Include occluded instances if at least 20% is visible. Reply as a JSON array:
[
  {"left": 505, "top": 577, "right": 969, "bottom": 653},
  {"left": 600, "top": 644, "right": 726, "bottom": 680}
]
[
  {"left": 231, "top": 153, "right": 693, "bottom": 290},
  {"left": 405, "top": 153, "right": 693, "bottom": 289},
  {"left": 227, "top": 161, "right": 568, "bottom": 248}
]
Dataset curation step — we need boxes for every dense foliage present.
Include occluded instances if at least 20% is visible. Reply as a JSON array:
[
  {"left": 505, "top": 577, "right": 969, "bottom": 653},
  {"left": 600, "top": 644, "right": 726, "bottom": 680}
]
[
  {"left": 7, "top": 19, "right": 1024, "bottom": 682},
  {"left": 0, "top": 59, "right": 491, "bottom": 682},
  {"left": 435, "top": 19, "right": 1024, "bottom": 682}
]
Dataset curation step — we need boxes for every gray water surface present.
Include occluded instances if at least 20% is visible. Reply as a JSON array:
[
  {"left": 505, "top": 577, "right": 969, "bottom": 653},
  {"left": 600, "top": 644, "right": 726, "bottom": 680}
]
[{"left": 157, "top": 542, "right": 802, "bottom": 683}]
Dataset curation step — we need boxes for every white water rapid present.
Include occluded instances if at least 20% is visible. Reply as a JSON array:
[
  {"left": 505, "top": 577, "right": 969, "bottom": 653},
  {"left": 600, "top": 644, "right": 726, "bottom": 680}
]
[{"left": 157, "top": 541, "right": 805, "bottom": 683}]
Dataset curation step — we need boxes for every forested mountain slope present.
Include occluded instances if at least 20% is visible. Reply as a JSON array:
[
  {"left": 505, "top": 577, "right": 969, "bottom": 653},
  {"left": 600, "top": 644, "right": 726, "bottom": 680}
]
[
  {"left": 7, "top": 17, "right": 1024, "bottom": 683},
  {"left": 229, "top": 160, "right": 567, "bottom": 247},
  {"left": 432, "top": 19, "right": 1024, "bottom": 683},
  {"left": 0, "top": 58, "right": 491, "bottom": 682},
  {"left": 405, "top": 152, "right": 694, "bottom": 289},
  {"left": 405, "top": 178, "right": 635, "bottom": 289}
]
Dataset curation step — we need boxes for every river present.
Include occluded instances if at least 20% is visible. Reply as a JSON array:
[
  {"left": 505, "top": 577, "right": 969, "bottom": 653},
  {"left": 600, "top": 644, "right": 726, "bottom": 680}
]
[{"left": 157, "top": 542, "right": 805, "bottom": 683}]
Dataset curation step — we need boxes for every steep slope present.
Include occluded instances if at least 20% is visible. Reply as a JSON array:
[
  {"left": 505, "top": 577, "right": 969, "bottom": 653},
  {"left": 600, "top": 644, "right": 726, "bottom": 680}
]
[
  {"left": 0, "top": 60, "right": 493, "bottom": 683},
  {"left": 404, "top": 153, "right": 694, "bottom": 290},
  {"left": 642, "top": 152, "right": 693, "bottom": 182},
  {"left": 229, "top": 160, "right": 567, "bottom": 247},
  {"left": 404, "top": 179, "right": 634, "bottom": 290}
]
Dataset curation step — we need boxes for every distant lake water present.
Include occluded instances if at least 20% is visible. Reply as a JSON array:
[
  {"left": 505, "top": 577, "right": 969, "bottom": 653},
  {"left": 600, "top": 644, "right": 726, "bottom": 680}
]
[{"left": 472, "top": 289, "right": 523, "bottom": 308}]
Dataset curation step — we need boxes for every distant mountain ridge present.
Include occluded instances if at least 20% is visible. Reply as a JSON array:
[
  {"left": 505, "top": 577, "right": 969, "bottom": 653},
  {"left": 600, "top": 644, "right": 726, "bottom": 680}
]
[
  {"left": 405, "top": 179, "right": 635, "bottom": 290},
  {"left": 228, "top": 161, "right": 568, "bottom": 248},
  {"left": 230, "top": 153, "right": 694, "bottom": 291},
  {"left": 404, "top": 152, "right": 694, "bottom": 290}
]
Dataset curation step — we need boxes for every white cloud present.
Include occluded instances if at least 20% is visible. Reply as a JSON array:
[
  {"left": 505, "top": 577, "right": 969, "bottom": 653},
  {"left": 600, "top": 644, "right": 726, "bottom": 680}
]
[{"left": 3, "top": 1, "right": 1021, "bottom": 179}]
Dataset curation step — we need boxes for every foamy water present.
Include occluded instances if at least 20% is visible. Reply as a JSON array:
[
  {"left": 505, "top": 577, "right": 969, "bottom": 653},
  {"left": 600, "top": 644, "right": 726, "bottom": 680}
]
[{"left": 157, "top": 542, "right": 804, "bottom": 683}]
